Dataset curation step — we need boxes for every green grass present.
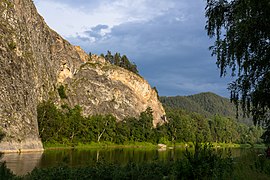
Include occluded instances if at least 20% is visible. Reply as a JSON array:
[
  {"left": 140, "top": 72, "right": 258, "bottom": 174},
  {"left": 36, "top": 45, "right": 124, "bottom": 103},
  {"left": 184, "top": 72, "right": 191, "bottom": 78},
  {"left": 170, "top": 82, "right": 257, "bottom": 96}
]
[
  {"left": 121, "top": 142, "right": 158, "bottom": 149},
  {"left": 76, "top": 142, "right": 118, "bottom": 149},
  {"left": 44, "top": 141, "right": 158, "bottom": 150},
  {"left": 212, "top": 142, "right": 241, "bottom": 148},
  {"left": 43, "top": 142, "right": 71, "bottom": 149},
  {"left": 159, "top": 141, "right": 254, "bottom": 149},
  {"left": 44, "top": 141, "right": 266, "bottom": 151},
  {"left": 79, "top": 62, "right": 98, "bottom": 70},
  {"left": 253, "top": 144, "right": 267, "bottom": 148}
]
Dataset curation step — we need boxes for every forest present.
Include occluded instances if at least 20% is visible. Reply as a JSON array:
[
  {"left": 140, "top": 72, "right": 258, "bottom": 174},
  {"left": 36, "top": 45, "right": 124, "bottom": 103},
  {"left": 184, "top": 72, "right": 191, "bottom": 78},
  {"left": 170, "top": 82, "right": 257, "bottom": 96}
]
[
  {"left": 160, "top": 92, "right": 251, "bottom": 124},
  {"left": 37, "top": 101, "right": 263, "bottom": 146}
]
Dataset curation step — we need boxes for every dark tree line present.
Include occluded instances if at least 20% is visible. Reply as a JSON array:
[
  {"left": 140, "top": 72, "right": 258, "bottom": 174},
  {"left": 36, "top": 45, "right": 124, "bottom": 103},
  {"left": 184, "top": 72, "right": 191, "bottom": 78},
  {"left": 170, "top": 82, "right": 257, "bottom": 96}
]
[
  {"left": 160, "top": 92, "right": 252, "bottom": 125},
  {"left": 101, "top": 51, "right": 139, "bottom": 74},
  {"left": 37, "top": 101, "right": 263, "bottom": 145},
  {"left": 158, "top": 108, "right": 263, "bottom": 144}
]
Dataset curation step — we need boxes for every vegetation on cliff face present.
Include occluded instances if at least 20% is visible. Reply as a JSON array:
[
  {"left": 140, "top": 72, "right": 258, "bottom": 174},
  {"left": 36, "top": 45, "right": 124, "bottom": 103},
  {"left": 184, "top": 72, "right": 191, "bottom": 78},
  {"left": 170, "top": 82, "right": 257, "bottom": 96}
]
[
  {"left": 57, "top": 85, "right": 68, "bottom": 99},
  {"left": 102, "top": 51, "right": 139, "bottom": 74},
  {"left": 0, "top": 129, "right": 5, "bottom": 142},
  {"left": 37, "top": 101, "right": 263, "bottom": 146}
]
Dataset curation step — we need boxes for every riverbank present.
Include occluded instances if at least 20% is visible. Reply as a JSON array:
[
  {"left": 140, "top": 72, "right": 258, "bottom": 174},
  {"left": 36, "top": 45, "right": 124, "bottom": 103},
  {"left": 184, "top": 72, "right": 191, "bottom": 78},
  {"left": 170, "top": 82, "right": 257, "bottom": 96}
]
[
  {"left": 43, "top": 141, "right": 266, "bottom": 150},
  {"left": 44, "top": 142, "right": 158, "bottom": 150}
]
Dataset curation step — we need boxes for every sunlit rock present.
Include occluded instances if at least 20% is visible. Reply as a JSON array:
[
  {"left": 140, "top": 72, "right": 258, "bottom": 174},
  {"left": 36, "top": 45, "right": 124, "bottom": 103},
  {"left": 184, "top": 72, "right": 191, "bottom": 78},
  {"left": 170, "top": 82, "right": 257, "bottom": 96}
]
[{"left": 0, "top": 0, "right": 165, "bottom": 152}]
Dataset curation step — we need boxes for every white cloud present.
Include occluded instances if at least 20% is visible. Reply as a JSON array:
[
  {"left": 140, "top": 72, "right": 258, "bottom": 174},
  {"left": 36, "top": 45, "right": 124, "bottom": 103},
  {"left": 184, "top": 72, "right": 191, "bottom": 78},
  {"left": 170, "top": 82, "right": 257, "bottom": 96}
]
[
  {"left": 34, "top": 0, "right": 178, "bottom": 38},
  {"left": 34, "top": 0, "right": 121, "bottom": 37},
  {"left": 33, "top": 0, "right": 231, "bottom": 97}
]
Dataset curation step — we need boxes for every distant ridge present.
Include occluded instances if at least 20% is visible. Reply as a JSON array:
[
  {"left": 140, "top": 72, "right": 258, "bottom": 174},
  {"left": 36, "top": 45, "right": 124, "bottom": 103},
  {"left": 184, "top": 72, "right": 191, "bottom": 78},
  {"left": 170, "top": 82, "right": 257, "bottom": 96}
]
[{"left": 160, "top": 92, "right": 252, "bottom": 125}]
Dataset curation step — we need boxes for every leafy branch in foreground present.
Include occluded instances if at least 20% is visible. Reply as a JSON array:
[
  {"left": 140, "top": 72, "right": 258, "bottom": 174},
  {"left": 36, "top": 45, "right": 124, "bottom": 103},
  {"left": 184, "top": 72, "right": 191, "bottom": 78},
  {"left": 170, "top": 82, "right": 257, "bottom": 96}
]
[{"left": 205, "top": 0, "right": 270, "bottom": 127}]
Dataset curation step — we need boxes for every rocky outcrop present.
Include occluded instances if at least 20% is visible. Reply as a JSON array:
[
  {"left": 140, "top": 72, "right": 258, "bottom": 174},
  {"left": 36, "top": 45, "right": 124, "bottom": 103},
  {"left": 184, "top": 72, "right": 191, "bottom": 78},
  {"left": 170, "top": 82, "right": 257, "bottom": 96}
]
[
  {"left": 0, "top": 0, "right": 165, "bottom": 152},
  {"left": 66, "top": 62, "right": 165, "bottom": 126}
]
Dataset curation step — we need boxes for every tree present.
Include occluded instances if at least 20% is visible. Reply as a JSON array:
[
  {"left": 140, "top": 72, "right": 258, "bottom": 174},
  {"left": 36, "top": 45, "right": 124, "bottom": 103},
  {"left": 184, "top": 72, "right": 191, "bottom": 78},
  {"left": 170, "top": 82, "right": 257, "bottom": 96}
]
[
  {"left": 90, "top": 115, "right": 116, "bottom": 142},
  {"left": 105, "top": 51, "right": 114, "bottom": 64},
  {"left": 65, "top": 105, "right": 85, "bottom": 142},
  {"left": 205, "top": 0, "right": 270, "bottom": 126},
  {"left": 37, "top": 101, "right": 65, "bottom": 142},
  {"left": 114, "top": 52, "right": 121, "bottom": 66},
  {"left": 120, "top": 55, "right": 129, "bottom": 69},
  {"left": 138, "top": 107, "right": 154, "bottom": 142},
  {"left": 103, "top": 51, "right": 139, "bottom": 74},
  {"left": 191, "top": 113, "right": 211, "bottom": 143},
  {"left": 165, "top": 109, "right": 196, "bottom": 143}
]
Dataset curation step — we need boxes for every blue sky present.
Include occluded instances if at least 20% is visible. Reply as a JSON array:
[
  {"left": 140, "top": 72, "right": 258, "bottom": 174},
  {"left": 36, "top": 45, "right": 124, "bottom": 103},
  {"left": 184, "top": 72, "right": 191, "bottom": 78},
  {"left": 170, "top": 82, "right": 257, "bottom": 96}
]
[{"left": 34, "top": 0, "right": 233, "bottom": 97}]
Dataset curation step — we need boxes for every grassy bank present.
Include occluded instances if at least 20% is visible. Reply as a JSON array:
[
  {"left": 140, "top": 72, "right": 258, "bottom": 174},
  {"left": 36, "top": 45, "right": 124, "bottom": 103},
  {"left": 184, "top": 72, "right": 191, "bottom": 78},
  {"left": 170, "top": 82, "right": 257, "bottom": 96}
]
[
  {"left": 43, "top": 141, "right": 158, "bottom": 150},
  {"left": 43, "top": 141, "right": 266, "bottom": 150}
]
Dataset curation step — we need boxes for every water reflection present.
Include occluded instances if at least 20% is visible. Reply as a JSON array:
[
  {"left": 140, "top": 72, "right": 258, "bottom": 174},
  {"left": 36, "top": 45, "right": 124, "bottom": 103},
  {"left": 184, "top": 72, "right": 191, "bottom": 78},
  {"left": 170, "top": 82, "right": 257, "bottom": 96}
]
[
  {"left": 0, "top": 148, "right": 258, "bottom": 176},
  {"left": 38, "top": 148, "right": 179, "bottom": 167},
  {"left": 0, "top": 152, "right": 43, "bottom": 176}
]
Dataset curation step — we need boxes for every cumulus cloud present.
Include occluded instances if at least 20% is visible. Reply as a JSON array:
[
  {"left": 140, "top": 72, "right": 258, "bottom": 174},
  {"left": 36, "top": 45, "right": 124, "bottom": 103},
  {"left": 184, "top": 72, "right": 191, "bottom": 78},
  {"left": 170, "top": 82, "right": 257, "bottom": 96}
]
[
  {"left": 83, "top": 24, "right": 109, "bottom": 41},
  {"left": 34, "top": 0, "right": 178, "bottom": 36},
  {"left": 34, "top": 0, "right": 231, "bottom": 97}
]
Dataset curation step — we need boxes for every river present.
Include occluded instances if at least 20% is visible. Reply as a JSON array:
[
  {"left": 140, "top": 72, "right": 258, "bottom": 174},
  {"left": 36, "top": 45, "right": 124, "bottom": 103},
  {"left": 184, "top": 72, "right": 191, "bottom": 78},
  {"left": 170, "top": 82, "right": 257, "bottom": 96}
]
[{"left": 0, "top": 147, "right": 265, "bottom": 176}]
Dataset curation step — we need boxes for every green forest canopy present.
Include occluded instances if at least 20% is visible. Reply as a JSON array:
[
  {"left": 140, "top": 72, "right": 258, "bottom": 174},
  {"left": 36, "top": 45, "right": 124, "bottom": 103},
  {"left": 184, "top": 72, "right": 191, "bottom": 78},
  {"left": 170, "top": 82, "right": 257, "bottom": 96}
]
[
  {"left": 37, "top": 101, "right": 263, "bottom": 145},
  {"left": 160, "top": 92, "right": 252, "bottom": 125}
]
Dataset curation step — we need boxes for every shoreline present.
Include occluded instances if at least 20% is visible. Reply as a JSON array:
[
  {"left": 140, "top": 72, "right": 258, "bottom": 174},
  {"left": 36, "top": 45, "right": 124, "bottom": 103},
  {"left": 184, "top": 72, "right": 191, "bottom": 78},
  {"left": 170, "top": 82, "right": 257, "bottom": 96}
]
[
  {"left": 0, "top": 148, "right": 44, "bottom": 154},
  {"left": 43, "top": 142, "right": 266, "bottom": 151},
  {"left": 1, "top": 142, "right": 265, "bottom": 153}
]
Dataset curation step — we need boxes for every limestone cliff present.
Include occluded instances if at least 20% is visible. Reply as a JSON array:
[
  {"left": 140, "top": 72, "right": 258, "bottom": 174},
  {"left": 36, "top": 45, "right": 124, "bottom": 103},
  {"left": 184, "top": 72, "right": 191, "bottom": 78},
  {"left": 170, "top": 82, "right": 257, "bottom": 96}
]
[{"left": 0, "top": 0, "right": 165, "bottom": 152}]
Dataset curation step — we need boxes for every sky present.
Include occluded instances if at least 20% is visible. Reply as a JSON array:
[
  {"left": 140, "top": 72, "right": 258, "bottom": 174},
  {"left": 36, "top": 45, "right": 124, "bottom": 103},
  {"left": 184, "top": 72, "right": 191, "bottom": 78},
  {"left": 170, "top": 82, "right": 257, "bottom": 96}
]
[{"left": 34, "top": 0, "right": 233, "bottom": 97}]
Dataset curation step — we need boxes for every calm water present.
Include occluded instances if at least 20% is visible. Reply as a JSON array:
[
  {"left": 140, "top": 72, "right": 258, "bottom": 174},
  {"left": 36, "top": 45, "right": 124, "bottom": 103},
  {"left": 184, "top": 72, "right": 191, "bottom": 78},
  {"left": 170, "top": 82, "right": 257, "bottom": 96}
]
[{"left": 0, "top": 147, "right": 263, "bottom": 176}]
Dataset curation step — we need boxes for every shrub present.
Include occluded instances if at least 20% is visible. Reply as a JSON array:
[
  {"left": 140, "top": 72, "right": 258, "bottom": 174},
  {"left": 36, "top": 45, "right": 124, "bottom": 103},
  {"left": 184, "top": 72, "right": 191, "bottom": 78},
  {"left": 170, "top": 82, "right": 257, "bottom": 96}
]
[
  {"left": 178, "top": 143, "right": 233, "bottom": 179},
  {"left": 8, "top": 41, "right": 16, "bottom": 50},
  {"left": 0, "top": 162, "right": 15, "bottom": 180},
  {"left": 57, "top": 85, "right": 67, "bottom": 99}
]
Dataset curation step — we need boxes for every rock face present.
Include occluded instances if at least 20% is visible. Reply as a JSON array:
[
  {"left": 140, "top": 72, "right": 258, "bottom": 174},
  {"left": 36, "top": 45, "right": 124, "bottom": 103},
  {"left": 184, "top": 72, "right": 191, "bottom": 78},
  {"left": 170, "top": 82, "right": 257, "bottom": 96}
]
[{"left": 0, "top": 0, "right": 165, "bottom": 152}]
